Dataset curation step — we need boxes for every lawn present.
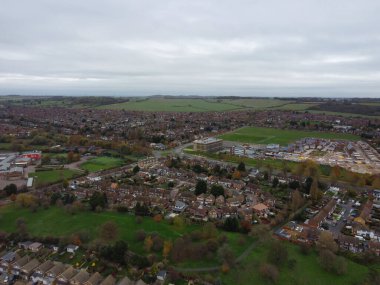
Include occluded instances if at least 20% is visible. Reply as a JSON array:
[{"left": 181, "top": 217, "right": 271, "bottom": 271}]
[
  {"left": 80, "top": 156, "right": 125, "bottom": 172},
  {"left": 221, "top": 242, "right": 369, "bottom": 285},
  {"left": 219, "top": 127, "right": 360, "bottom": 146},
  {"left": 28, "top": 169, "right": 82, "bottom": 187}
]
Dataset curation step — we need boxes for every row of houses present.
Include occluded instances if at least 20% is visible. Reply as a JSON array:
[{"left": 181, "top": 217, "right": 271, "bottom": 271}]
[{"left": 0, "top": 251, "right": 149, "bottom": 285}]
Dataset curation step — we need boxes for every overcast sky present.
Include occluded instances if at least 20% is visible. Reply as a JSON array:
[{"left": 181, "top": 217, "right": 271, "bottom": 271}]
[{"left": 0, "top": 0, "right": 379, "bottom": 97}]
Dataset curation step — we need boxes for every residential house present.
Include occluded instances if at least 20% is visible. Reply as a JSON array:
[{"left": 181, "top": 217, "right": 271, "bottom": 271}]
[
  {"left": 20, "top": 259, "right": 40, "bottom": 280},
  {"left": 31, "top": 260, "right": 54, "bottom": 283},
  {"left": 204, "top": 194, "right": 215, "bottom": 205},
  {"left": 116, "top": 276, "right": 134, "bottom": 285},
  {"left": 57, "top": 266, "right": 77, "bottom": 285},
  {"left": 215, "top": 195, "right": 225, "bottom": 207},
  {"left": 70, "top": 270, "right": 90, "bottom": 285},
  {"left": 84, "top": 272, "right": 103, "bottom": 285},
  {"left": 29, "top": 242, "right": 43, "bottom": 252},
  {"left": 173, "top": 200, "right": 187, "bottom": 213},
  {"left": 99, "top": 275, "right": 115, "bottom": 285},
  {"left": 10, "top": 255, "right": 30, "bottom": 276},
  {"left": 43, "top": 262, "right": 66, "bottom": 285},
  {"left": 0, "top": 252, "right": 19, "bottom": 273},
  {"left": 67, "top": 245, "right": 79, "bottom": 254},
  {"left": 252, "top": 203, "right": 269, "bottom": 218}
]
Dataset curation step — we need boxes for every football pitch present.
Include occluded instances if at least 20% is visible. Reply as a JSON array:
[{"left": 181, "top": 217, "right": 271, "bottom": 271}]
[{"left": 218, "top": 126, "right": 360, "bottom": 145}]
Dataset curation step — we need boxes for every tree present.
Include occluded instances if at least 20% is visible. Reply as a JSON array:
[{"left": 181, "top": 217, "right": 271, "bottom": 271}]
[
  {"left": 310, "top": 178, "right": 320, "bottom": 201},
  {"left": 195, "top": 180, "right": 207, "bottom": 196},
  {"left": 15, "top": 193, "right": 37, "bottom": 208},
  {"left": 250, "top": 224, "right": 271, "bottom": 243},
  {"left": 330, "top": 165, "right": 341, "bottom": 183},
  {"left": 267, "top": 240, "right": 288, "bottom": 266},
  {"left": 3, "top": 184, "right": 17, "bottom": 196},
  {"left": 317, "top": 231, "right": 338, "bottom": 253},
  {"left": 99, "top": 221, "right": 119, "bottom": 242},
  {"left": 163, "top": 240, "right": 172, "bottom": 259},
  {"left": 318, "top": 249, "right": 336, "bottom": 272},
  {"left": 259, "top": 263, "right": 279, "bottom": 283},
  {"left": 202, "top": 222, "right": 218, "bottom": 239},
  {"left": 144, "top": 235, "right": 153, "bottom": 252},
  {"left": 272, "top": 177, "right": 279, "bottom": 188},
  {"left": 89, "top": 191, "right": 107, "bottom": 211},
  {"left": 223, "top": 217, "right": 239, "bottom": 232},
  {"left": 217, "top": 245, "right": 235, "bottom": 267},
  {"left": 173, "top": 216, "right": 185, "bottom": 229},
  {"left": 210, "top": 185, "right": 224, "bottom": 197},
  {"left": 133, "top": 165, "right": 140, "bottom": 174},
  {"left": 237, "top": 162, "right": 246, "bottom": 172},
  {"left": 100, "top": 240, "right": 128, "bottom": 265},
  {"left": 291, "top": 189, "right": 304, "bottom": 212},
  {"left": 232, "top": 170, "right": 241, "bottom": 180}
]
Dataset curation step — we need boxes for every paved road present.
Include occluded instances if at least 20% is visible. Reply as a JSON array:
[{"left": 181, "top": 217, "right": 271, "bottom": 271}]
[{"left": 328, "top": 200, "right": 353, "bottom": 238}]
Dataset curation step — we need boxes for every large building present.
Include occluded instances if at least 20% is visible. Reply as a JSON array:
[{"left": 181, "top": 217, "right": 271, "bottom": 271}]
[{"left": 193, "top": 137, "right": 223, "bottom": 152}]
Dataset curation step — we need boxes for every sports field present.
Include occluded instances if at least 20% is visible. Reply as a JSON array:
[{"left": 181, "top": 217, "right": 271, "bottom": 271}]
[
  {"left": 28, "top": 169, "right": 82, "bottom": 187},
  {"left": 219, "top": 127, "right": 360, "bottom": 145},
  {"left": 80, "top": 156, "right": 124, "bottom": 172}
]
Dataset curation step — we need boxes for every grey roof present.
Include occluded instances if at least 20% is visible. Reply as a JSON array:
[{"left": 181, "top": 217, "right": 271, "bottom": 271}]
[
  {"left": 21, "top": 259, "right": 40, "bottom": 273},
  {"left": 99, "top": 275, "right": 115, "bottom": 285},
  {"left": 116, "top": 276, "right": 134, "bottom": 285},
  {"left": 71, "top": 270, "right": 90, "bottom": 284}
]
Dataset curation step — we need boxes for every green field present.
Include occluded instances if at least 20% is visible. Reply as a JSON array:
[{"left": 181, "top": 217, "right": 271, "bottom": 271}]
[
  {"left": 219, "top": 127, "right": 360, "bottom": 145},
  {"left": 0, "top": 205, "right": 247, "bottom": 260},
  {"left": 29, "top": 169, "right": 82, "bottom": 187},
  {"left": 222, "top": 242, "right": 369, "bottom": 285},
  {"left": 80, "top": 156, "right": 124, "bottom": 172},
  {"left": 98, "top": 98, "right": 308, "bottom": 112}
]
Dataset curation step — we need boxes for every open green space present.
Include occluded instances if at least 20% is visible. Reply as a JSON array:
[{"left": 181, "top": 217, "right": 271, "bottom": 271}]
[
  {"left": 221, "top": 242, "right": 369, "bottom": 285},
  {"left": 98, "top": 98, "right": 243, "bottom": 112},
  {"left": 0, "top": 205, "right": 247, "bottom": 261},
  {"left": 219, "top": 127, "right": 360, "bottom": 146},
  {"left": 98, "top": 98, "right": 314, "bottom": 112},
  {"left": 80, "top": 156, "right": 125, "bottom": 172},
  {"left": 29, "top": 169, "right": 82, "bottom": 187}
]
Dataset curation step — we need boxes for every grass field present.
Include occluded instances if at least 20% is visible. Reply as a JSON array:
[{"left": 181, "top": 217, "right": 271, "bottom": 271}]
[
  {"left": 29, "top": 169, "right": 82, "bottom": 186},
  {"left": 98, "top": 98, "right": 311, "bottom": 112},
  {"left": 219, "top": 127, "right": 360, "bottom": 145},
  {"left": 0, "top": 205, "right": 247, "bottom": 261},
  {"left": 80, "top": 156, "right": 124, "bottom": 172},
  {"left": 221, "top": 242, "right": 369, "bottom": 285}
]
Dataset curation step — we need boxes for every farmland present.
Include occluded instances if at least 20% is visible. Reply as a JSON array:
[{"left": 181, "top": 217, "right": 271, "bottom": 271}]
[
  {"left": 98, "top": 98, "right": 310, "bottom": 112},
  {"left": 219, "top": 126, "right": 360, "bottom": 146},
  {"left": 80, "top": 156, "right": 125, "bottom": 172}
]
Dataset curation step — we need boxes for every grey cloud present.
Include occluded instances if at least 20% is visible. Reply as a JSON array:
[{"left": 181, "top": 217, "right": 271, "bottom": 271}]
[{"left": 0, "top": 0, "right": 379, "bottom": 97}]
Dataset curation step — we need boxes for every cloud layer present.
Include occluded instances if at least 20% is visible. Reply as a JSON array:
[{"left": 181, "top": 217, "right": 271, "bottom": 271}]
[{"left": 0, "top": 0, "right": 379, "bottom": 97}]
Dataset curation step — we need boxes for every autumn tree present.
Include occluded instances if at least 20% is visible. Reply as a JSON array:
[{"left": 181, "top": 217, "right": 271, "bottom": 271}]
[
  {"left": 163, "top": 240, "right": 172, "bottom": 259},
  {"left": 317, "top": 231, "right": 338, "bottom": 253},
  {"left": 16, "top": 193, "right": 37, "bottom": 208},
  {"left": 144, "top": 235, "right": 153, "bottom": 252},
  {"left": 310, "top": 178, "right": 320, "bottom": 201}
]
